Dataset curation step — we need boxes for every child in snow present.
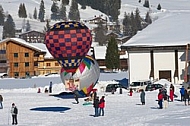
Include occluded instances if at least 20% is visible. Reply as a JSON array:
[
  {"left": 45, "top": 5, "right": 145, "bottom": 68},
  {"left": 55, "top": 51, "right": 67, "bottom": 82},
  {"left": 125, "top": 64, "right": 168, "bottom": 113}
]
[
  {"left": 99, "top": 96, "right": 105, "bottom": 116},
  {"left": 129, "top": 88, "right": 133, "bottom": 96}
]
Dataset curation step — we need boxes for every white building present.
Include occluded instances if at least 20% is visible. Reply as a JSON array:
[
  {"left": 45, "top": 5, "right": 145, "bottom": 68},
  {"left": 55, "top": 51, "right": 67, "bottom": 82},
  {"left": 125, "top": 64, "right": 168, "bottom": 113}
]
[{"left": 122, "top": 12, "right": 190, "bottom": 84}]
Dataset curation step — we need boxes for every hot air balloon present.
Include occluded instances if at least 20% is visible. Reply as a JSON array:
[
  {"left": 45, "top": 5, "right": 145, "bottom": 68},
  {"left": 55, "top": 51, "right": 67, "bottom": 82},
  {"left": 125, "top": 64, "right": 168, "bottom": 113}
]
[
  {"left": 60, "top": 55, "right": 100, "bottom": 95},
  {"left": 45, "top": 21, "right": 92, "bottom": 73}
]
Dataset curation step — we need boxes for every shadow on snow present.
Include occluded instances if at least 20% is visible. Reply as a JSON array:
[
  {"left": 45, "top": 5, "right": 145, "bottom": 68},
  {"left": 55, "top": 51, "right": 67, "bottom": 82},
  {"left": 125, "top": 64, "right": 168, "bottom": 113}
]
[
  {"left": 50, "top": 92, "right": 86, "bottom": 99},
  {"left": 30, "top": 106, "right": 70, "bottom": 112}
]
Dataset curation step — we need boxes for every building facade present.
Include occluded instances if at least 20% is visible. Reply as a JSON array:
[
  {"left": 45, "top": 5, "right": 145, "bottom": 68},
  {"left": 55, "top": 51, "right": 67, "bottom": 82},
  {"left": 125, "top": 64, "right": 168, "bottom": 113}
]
[
  {"left": 19, "top": 30, "right": 45, "bottom": 43},
  {"left": 0, "top": 38, "right": 61, "bottom": 78},
  {"left": 122, "top": 12, "right": 190, "bottom": 84},
  {"left": 123, "top": 46, "right": 189, "bottom": 84}
]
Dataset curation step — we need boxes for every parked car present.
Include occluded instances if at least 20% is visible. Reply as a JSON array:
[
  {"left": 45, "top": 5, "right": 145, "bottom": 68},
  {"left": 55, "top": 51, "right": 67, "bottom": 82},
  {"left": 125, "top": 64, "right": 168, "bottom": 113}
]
[
  {"left": 129, "top": 80, "right": 152, "bottom": 92},
  {"left": 105, "top": 83, "right": 127, "bottom": 92},
  {"left": 145, "top": 84, "right": 163, "bottom": 91}
]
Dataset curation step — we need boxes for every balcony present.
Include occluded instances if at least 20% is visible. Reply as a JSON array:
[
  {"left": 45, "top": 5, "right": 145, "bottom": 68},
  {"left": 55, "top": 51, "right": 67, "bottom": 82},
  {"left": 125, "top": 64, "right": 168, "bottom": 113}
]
[{"left": 0, "top": 61, "right": 10, "bottom": 67}]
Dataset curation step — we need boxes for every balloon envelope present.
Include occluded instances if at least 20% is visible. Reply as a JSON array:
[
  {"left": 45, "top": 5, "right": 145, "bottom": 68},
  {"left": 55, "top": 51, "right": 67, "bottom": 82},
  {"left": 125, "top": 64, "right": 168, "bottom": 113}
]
[
  {"left": 60, "top": 56, "right": 100, "bottom": 94},
  {"left": 45, "top": 21, "right": 92, "bottom": 73}
]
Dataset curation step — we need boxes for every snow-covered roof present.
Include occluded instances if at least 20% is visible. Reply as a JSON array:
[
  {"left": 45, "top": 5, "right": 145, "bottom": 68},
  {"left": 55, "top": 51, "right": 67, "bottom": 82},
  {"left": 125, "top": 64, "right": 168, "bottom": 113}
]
[
  {"left": 30, "top": 43, "right": 53, "bottom": 59},
  {"left": 94, "top": 46, "right": 128, "bottom": 59},
  {"left": 122, "top": 12, "right": 190, "bottom": 47},
  {"left": 0, "top": 38, "right": 45, "bottom": 52}
]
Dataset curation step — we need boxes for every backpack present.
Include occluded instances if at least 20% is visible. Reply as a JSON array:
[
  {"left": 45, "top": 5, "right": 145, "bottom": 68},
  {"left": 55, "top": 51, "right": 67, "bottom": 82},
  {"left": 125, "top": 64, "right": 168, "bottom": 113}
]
[{"left": 14, "top": 107, "right": 18, "bottom": 114}]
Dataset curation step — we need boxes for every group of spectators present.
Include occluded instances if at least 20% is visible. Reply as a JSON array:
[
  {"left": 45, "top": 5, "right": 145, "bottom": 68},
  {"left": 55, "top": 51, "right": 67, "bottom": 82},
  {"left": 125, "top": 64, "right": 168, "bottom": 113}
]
[{"left": 158, "top": 84, "right": 175, "bottom": 109}]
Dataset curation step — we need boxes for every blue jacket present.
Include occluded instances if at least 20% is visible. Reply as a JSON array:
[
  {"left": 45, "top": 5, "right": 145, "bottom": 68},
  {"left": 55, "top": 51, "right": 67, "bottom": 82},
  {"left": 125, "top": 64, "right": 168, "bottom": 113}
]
[{"left": 180, "top": 87, "right": 185, "bottom": 95}]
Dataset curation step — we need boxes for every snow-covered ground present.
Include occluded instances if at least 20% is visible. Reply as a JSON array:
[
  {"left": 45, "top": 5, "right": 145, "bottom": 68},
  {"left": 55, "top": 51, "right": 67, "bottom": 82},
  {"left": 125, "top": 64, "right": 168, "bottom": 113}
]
[{"left": 0, "top": 72, "right": 189, "bottom": 126}]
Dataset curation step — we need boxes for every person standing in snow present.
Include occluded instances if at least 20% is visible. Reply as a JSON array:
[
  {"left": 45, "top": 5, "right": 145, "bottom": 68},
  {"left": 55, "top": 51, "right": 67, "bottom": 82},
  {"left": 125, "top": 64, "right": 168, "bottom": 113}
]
[
  {"left": 140, "top": 89, "right": 145, "bottom": 105},
  {"left": 93, "top": 96, "right": 99, "bottom": 117},
  {"left": 11, "top": 103, "right": 18, "bottom": 125},
  {"left": 74, "top": 92, "right": 79, "bottom": 104},
  {"left": 99, "top": 96, "right": 105, "bottom": 116},
  {"left": 129, "top": 88, "right": 133, "bottom": 96},
  {"left": 0, "top": 94, "right": 3, "bottom": 109},
  {"left": 170, "top": 84, "right": 175, "bottom": 93},
  {"left": 184, "top": 87, "right": 190, "bottom": 106},
  {"left": 163, "top": 92, "right": 168, "bottom": 108},
  {"left": 49, "top": 81, "right": 52, "bottom": 93},
  {"left": 169, "top": 88, "right": 174, "bottom": 102},
  {"left": 92, "top": 89, "right": 97, "bottom": 104},
  {"left": 158, "top": 89, "right": 163, "bottom": 109},
  {"left": 180, "top": 85, "right": 185, "bottom": 101}
]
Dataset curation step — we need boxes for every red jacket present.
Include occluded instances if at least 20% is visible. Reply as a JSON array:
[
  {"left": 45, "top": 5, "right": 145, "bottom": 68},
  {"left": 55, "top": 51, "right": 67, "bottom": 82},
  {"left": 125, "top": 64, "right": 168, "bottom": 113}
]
[
  {"left": 158, "top": 93, "right": 163, "bottom": 100},
  {"left": 99, "top": 98, "right": 105, "bottom": 108}
]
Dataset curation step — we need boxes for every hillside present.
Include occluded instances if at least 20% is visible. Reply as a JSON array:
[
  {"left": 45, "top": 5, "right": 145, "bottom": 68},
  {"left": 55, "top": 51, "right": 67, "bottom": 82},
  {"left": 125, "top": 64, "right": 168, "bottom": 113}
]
[{"left": 0, "top": 0, "right": 190, "bottom": 39}]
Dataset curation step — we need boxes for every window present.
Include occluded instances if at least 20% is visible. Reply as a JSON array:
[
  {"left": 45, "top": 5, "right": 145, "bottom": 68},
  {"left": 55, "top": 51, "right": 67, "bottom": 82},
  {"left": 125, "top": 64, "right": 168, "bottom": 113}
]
[
  {"left": 14, "top": 72, "right": 19, "bottom": 77},
  {"left": 46, "top": 63, "right": 51, "bottom": 66},
  {"left": 55, "top": 62, "right": 59, "bottom": 66},
  {"left": 14, "top": 63, "right": 18, "bottom": 67},
  {"left": 25, "top": 72, "right": 30, "bottom": 77},
  {"left": 25, "top": 62, "right": 29, "bottom": 67},
  {"left": 14, "top": 53, "right": 18, "bottom": 57},
  {"left": 25, "top": 53, "right": 29, "bottom": 57},
  {"left": 34, "top": 62, "right": 38, "bottom": 66}
]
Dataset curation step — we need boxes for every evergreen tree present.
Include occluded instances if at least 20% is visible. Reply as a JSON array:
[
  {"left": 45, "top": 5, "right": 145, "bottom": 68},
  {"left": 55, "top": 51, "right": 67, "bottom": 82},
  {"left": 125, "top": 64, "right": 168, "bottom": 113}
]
[
  {"left": 130, "top": 12, "right": 138, "bottom": 36},
  {"left": 22, "top": 3, "right": 27, "bottom": 18},
  {"left": 44, "top": 19, "right": 51, "bottom": 32},
  {"left": 123, "top": 12, "right": 132, "bottom": 36},
  {"left": 18, "top": 3, "right": 27, "bottom": 18},
  {"left": 157, "top": 3, "right": 161, "bottom": 10},
  {"left": 68, "top": 0, "right": 80, "bottom": 21},
  {"left": 18, "top": 3, "right": 22, "bottom": 18},
  {"left": 135, "top": 8, "right": 142, "bottom": 31},
  {"left": 0, "top": 5, "right": 5, "bottom": 26},
  {"left": 38, "top": 0, "right": 45, "bottom": 22},
  {"left": 104, "top": 0, "right": 120, "bottom": 22},
  {"left": 59, "top": 1, "right": 67, "bottom": 21},
  {"left": 143, "top": 0, "right": 150, "bottom": 8},
  {"left": 145, "top": 11, "right": 152, "bottom": 24},
  {"left": 94, "top": 21, "right": 107, "bottom": 46},
  {"left": 25, "top": 20, "right": 31, "bottom": 32},
  {"left": 51, "top": 1, "right": 59, "bottom": 20},
  {"left": 33, "top": 7, "right": 37, "bottom": 19},
  {"left": 2, "top": 14, "right": 15, "bottom": 39},
  {"left": 105, "top": 36, "right": 120, "bottom": 70}
]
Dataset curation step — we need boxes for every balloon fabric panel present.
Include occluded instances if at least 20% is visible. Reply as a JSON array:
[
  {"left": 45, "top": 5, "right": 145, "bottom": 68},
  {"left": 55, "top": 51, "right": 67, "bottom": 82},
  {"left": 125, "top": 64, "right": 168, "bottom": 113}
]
[
  {"left": 45, "top": 30, "right": 91, "bottom": 59},
  {"left": 45, "top": 21, "right": 92, "bottom": 72}
]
